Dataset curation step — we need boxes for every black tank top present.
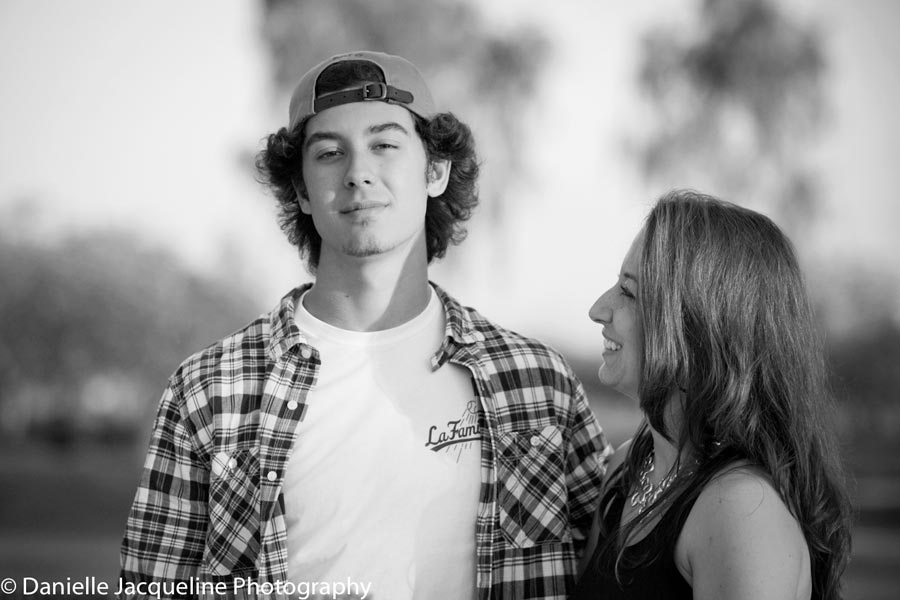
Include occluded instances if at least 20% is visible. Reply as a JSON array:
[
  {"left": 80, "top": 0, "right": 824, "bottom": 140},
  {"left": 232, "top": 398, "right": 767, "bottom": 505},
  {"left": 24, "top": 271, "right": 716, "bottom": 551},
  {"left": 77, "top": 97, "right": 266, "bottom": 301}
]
[{"left": 571, "top": 471, "right": 695, "bottom": 600}]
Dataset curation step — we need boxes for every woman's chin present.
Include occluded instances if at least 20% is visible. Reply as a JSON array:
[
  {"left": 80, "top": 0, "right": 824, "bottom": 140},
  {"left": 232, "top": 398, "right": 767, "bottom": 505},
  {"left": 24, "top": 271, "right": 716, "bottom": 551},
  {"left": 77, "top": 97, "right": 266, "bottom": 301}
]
[
  {"left": 598, "top": 368, "right": 639, "bottom": 401},
  {"left": 596, "top": 366, "right": 620, "bottom": 392}
]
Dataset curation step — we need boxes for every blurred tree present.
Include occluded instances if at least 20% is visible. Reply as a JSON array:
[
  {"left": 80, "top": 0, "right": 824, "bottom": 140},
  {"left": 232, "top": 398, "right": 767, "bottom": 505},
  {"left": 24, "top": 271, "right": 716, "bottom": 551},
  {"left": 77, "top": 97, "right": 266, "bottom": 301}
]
[
  {"left": 0, "top": 228, "right": 258, "bottom": 444},
  {"left": 632, "top": 0, "right": 900, "bottom": 446},
  {"left": 632, "top": 0, "right": 825, "bottom": 236},
  {"left": 258, "top": 0, "right": 549, "bottom": 262}
]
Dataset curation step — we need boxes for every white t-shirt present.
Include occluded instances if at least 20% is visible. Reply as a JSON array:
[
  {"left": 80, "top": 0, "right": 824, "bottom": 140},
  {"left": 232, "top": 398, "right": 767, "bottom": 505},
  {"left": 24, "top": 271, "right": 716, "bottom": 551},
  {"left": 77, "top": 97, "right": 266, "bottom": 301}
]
[{"left": 283, "top": 287, "right": 480, "bottom": 600}]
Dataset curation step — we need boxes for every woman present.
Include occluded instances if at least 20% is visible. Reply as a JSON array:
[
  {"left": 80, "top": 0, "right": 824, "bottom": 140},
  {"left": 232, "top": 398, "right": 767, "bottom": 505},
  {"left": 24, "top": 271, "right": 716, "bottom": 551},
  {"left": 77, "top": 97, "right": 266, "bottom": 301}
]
[{"left": 574, "top": 190, "right": 851, "bottom": 600}]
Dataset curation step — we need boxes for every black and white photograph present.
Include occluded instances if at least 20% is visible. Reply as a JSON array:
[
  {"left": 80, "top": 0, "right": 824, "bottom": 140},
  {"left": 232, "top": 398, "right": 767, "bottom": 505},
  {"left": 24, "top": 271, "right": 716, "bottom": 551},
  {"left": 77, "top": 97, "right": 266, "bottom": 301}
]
[{"left": 1, "top": 1, "right": 898, "bottom": 598}]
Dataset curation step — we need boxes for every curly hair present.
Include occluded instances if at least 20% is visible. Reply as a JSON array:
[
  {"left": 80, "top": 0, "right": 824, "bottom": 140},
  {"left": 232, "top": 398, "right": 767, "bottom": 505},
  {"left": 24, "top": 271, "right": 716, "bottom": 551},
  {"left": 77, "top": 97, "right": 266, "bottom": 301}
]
[
  {"left": 593, "top": 190, "right": 852, "bottom": 599},
  {"left": 255, "top": 61, "right": 479, "bottom": 272}
]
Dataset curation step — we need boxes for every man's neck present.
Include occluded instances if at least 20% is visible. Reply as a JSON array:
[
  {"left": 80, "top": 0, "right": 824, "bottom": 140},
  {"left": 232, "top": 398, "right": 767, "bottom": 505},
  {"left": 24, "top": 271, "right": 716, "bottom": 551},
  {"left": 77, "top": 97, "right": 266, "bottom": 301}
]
[{"left": 302, "top": 248, "right": 432, "bottom": 332}]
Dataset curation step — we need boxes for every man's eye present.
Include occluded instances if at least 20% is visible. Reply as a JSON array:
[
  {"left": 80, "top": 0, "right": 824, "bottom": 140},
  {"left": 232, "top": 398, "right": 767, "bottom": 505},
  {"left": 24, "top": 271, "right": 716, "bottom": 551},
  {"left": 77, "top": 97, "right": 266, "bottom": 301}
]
[
  {"left": 620, "top": 285, "right": 634, "bottom": 299},
  {"left": 315, "top": 149, "right": 342, "bottom": 160}
]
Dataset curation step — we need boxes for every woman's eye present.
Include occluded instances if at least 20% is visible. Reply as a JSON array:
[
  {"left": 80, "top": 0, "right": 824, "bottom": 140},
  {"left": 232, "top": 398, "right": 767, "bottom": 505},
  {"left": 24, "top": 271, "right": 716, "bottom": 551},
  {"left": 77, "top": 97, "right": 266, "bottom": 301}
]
[{"left": 620, "top": 284, "right": 634, "bottom": 299}]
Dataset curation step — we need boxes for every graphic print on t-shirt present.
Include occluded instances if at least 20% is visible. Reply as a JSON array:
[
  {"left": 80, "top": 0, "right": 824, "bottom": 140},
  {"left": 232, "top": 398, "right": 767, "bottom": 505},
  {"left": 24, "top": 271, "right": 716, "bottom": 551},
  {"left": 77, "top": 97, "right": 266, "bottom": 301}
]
[{"left": 424, "top": 400, "right": 480, "bottom": 463}]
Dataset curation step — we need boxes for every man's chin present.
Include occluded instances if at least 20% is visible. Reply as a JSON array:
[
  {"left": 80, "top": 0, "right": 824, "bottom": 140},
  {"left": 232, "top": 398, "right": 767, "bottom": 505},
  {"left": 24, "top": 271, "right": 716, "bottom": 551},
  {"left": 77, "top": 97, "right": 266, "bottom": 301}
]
[{"left": 342, "top": 240, "right": 389, "bottom": 258}]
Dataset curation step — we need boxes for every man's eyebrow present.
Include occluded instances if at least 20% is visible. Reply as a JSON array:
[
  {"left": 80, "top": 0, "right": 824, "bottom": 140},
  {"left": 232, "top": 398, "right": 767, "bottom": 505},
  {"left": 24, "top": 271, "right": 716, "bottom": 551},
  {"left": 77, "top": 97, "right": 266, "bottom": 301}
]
[
  {"left": 621, "top": 272, "right": 638, "bottom": 282},
  {"left": 304, "top": 131, "right": 340, "bottom": 151},
  {"left": 304, "top": 122, "right": 411, "bottom": 151},
  {"left": 368, "top": 121, "right": 411, "bottom": 136}
]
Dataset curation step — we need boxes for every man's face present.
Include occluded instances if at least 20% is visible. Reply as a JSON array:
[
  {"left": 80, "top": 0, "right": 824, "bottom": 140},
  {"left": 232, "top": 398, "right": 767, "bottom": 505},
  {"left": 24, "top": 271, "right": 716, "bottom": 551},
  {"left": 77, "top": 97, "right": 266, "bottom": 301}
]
[{"left": 299, "top": 101, "right": 448, "bottom": 266}]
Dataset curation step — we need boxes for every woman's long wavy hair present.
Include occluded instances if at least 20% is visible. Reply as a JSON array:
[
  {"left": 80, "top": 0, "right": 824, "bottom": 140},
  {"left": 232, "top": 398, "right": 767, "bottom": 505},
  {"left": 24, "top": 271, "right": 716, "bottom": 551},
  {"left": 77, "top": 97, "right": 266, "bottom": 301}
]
[
  {"left": 255, "top": 60, "right": 479, "bottom": 272},
  {"left": 594, "top": 190, "right": 852, "bottom": 599}
]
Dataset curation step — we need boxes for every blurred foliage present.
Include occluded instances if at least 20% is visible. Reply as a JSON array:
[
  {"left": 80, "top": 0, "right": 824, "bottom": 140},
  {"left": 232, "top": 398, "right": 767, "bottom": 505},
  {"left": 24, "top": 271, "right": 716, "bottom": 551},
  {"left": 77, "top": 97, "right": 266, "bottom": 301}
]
[
  {"left": 633, "top": 0, "right": 825, "bottom": 236},
  {"left": 259, "top": 0, "right": 550, "bottom": 226},
  {"left": 0, "top": 228, "right": 258, "bottom": 444},
  {"left": 633, "top": 0, "right": 900, "bottom": 445}
]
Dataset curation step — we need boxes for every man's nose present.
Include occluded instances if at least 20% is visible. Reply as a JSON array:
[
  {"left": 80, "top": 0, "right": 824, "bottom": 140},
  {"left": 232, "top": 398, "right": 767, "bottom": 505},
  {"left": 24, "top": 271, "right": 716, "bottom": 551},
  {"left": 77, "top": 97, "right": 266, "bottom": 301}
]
[{"left": 344, "top": 151, "right": 375, "bottom": 188}]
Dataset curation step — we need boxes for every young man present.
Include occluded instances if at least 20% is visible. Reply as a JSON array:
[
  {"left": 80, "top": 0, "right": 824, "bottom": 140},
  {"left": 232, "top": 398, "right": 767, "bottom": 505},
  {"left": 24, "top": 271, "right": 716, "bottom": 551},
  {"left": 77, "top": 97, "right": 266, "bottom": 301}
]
[{"left": 120, "top": 51, "right": 611, "bottom": 600}]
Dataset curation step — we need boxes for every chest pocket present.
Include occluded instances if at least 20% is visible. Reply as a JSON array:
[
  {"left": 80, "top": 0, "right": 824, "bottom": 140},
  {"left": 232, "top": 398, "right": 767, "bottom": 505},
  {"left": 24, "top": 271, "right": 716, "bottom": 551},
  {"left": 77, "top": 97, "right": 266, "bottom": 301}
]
[
  {"left": 495, "top": 424, "right": 571, "bottom": 547},
  {"left": 205, "top": 447, "right": 261, "bottom": 576}
]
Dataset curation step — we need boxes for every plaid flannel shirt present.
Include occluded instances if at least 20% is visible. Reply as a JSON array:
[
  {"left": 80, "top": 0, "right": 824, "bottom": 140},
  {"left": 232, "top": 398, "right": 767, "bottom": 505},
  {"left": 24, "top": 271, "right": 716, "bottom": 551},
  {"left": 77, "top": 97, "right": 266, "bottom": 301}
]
[{"left": 121, "top": 283, "right": 612, "bottom": 599}]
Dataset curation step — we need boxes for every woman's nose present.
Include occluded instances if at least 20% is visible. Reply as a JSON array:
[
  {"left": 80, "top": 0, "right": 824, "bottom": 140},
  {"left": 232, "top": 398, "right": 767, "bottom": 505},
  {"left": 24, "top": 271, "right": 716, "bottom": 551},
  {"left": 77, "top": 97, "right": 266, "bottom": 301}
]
[{"left": 589, "top": 291, "right": 612, "bottom": 324}]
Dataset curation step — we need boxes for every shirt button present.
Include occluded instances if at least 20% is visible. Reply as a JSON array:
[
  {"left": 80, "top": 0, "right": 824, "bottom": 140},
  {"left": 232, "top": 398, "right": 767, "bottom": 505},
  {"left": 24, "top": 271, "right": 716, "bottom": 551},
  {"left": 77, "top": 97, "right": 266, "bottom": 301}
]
[
  {"left": 266, "top": 470, "right": 278, "bottom": 482},
  {"left": 287, "top": 400, "right": 299, "bottom": 411},
  {"left": 227, "top": 457, "right": 238, "bottom": 470},
  {"left": 300, "top": 347, "right": 312, "bottom": 359},
  {"left": 530, "top": 435, "right": 542, "bottom": 447}
]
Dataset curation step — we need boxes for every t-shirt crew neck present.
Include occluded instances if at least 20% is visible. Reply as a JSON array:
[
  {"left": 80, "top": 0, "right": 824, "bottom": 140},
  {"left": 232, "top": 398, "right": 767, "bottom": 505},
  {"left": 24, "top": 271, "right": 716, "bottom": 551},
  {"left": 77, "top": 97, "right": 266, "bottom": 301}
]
[{"left": 294, "top": 285, "right": 442, "bottom": 346}]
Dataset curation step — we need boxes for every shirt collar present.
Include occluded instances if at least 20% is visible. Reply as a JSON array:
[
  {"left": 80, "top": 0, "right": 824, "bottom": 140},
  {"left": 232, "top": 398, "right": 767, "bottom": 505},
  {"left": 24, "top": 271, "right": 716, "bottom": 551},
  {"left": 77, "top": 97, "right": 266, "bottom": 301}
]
[
  {"left": 430, "top": 282, "right": 485, "bottom": 346},
  {"left": 266, "top": 284, "right": 312, "bottom": 362}
]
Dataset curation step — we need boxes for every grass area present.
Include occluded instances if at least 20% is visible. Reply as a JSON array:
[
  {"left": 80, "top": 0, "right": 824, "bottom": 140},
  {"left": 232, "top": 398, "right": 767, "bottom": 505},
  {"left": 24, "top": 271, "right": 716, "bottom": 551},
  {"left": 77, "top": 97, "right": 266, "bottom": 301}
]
[{"left": 0, "top": 440, "right": 141, "bottom": 589}]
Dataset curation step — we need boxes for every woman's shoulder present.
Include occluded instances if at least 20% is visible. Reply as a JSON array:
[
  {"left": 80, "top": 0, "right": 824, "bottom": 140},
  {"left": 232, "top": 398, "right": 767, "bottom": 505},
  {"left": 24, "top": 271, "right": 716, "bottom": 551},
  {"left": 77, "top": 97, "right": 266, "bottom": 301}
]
[
  {"left": 699, "top": 463, "right": 782, "bottom": 508},
  {"left": 675, "top": 463, "right": 811, "bottom": 599},
  {"left": 686, "top": 463, "right": 807, "bottom": 546},
  {"left": 692, "top": 464, "right": 801, "bottom": 527}
]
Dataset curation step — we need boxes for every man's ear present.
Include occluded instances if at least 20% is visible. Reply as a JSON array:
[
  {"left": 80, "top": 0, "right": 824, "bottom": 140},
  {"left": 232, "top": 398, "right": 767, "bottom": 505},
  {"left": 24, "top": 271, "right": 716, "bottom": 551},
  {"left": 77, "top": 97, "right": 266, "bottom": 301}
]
[
  {"left": 293, "top": 180, "right": 311, "bottom": 215},
  {"left": 426, "top": 160, "right": 451, "bottom": 197}
]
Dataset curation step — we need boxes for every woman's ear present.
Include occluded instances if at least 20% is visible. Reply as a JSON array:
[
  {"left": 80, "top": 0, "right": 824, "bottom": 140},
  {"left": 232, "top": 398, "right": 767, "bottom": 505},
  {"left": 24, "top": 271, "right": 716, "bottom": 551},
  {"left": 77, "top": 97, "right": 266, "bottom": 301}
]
[{"left": 426, "top": 160, "right": 451, "bottom": 197}]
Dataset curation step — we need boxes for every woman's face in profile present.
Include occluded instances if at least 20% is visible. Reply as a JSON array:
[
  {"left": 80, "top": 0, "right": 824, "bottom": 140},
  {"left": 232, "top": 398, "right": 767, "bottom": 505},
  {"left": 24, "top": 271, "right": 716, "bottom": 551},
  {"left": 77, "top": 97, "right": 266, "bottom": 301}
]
[{"left": 589, "top": 232, "right": 644, "bottom": 400}]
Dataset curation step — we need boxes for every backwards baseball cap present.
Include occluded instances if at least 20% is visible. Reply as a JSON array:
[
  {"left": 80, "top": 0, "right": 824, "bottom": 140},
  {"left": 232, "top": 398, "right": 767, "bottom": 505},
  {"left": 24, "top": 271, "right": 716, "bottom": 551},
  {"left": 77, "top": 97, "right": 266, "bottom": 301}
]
[{"left": 288, "top": 50, "right": 436, "bottom": 131}]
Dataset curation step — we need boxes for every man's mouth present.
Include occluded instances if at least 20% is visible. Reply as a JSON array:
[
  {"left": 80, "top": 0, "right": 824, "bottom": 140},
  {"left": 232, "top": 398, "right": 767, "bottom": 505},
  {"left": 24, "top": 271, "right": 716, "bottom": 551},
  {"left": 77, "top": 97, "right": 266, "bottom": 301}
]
[{"left": 340, "top": 201, "right": 387, "bottom": 214}]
